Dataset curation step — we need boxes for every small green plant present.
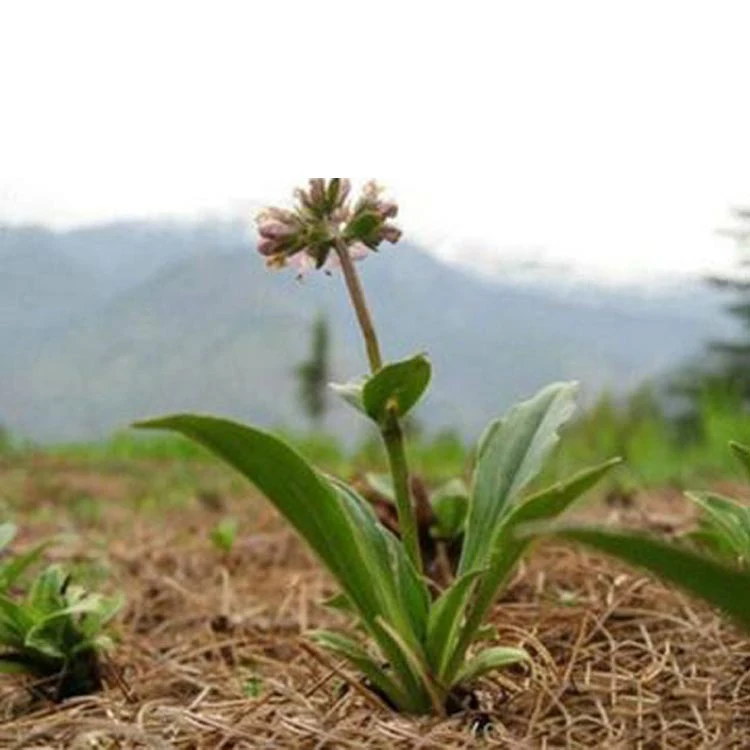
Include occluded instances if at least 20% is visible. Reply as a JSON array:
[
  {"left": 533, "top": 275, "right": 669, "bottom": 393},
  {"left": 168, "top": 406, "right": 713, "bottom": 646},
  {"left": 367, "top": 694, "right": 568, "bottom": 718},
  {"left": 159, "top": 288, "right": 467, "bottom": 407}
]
[
  {"left": 684, "top": 442, "right": 750, "bottom": 568},
  {"left": 0, "top": 527, "right": 123, "bottom": 701},
  {"left": 210, "top": 517, "right": 239, "bottom": 554},
  {"left": 137, "top": 179, "right": 619, "bottom": 715},
  {"left": 525, "top": 440, "right": 750, "bottom": 633}
]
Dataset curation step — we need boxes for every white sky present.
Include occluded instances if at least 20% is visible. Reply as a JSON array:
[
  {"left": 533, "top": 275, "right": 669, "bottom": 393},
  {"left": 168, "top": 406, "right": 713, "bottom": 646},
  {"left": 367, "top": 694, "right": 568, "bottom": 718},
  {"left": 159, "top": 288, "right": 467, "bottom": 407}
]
[{"left": 1, "top": 1, "right": 749, "bottom": 281}]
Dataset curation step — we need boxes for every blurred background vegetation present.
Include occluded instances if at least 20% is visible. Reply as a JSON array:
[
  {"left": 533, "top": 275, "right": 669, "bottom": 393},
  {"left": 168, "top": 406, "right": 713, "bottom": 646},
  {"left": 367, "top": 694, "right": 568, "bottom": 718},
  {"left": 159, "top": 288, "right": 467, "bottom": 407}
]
[{"left": 3, "top": 208, "right": 750, "bottom": 493}]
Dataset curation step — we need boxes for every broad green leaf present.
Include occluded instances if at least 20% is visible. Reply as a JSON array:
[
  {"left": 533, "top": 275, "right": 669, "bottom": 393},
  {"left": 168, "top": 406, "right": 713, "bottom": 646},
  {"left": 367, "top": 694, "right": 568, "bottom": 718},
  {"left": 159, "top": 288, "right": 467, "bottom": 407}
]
[
  {"left": 386, "top": 532, "right": 430, "bottom": 643},
  {"left": 477, "top": 458, "right": 622, "bottom": 603},
  {"left": 78, "top": 592, "right": 125, "bottom": 638},
  {"left": 455, "top": 646, "right": 530, "bottom": 685},
  {"left": 136, "top": 416, "right": 388, "bottom": 627},
  {"left": 0, "top": 595, "right": 37, "bottom": 635},
  {"left": 730, "top": 441, "right": 750, "bottom": 481},
  {"left": 425, "top": 570, "right": 483, "bottom": 680},
  {"left": 375, "top": 617, "right": 445, "bottom": 714},
  {"left": 329, "top": 379, "right": 366, "bottom": 414},
  {"left": 27, "top": 566, "right": 66, "bottom": 614},
  {"left": 460, "top": 382, "right": 579, "bottom": 576},
  {"left": 551, "top": 528, "right": 750, "bottom": 631},
  {"left": 445, "top": 458, "right": 619, "bottom": 683},
  {"left": 430, "top": 479, "right": 469, "bottom": 538},
  {"left": 327, "top": 478, "right": 431, "bottom": 706},
  {"left": 23, "top": 630, "right": 64, "bottom": 659},
  {"left": 362, "top": 354, "right": 431, "bottom": 423},
  {"left": 309, "top": 629, "right": 414, "bottom": 712},
  {"left": 327, "top": 478, "right": 427, "bottom": 646},
  {"left": 137, "top": 416, "right": 430, "bottom": 710}
]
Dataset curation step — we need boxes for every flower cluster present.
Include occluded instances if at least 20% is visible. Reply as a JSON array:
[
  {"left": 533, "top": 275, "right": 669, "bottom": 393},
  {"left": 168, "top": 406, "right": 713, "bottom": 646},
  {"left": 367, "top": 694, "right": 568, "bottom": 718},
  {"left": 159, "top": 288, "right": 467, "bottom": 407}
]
[{"left": 256, "top": 179, "right": 402, "bottom": 273}]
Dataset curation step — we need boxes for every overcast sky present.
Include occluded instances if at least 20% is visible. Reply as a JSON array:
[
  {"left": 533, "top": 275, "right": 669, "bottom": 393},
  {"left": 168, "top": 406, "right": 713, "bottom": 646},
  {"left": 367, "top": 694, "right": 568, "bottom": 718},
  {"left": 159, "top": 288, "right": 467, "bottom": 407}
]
[{"left": 2, "top": 2, "right": 749, "bottom": 281}]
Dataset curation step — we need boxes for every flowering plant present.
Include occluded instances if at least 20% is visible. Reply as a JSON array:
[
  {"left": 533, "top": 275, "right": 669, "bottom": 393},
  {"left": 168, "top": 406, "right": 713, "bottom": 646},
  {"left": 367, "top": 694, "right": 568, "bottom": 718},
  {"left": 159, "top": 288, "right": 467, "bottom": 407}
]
[{"left": 136, "top": 179, "right": 620, "bottom": 714}]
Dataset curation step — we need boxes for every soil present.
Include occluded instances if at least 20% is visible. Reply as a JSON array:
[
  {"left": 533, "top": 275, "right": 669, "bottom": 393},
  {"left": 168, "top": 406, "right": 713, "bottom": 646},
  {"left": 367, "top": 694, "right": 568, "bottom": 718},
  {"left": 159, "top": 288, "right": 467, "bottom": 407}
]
[{"left": 1, "top": 457, "right": 749, "bottom": 749}]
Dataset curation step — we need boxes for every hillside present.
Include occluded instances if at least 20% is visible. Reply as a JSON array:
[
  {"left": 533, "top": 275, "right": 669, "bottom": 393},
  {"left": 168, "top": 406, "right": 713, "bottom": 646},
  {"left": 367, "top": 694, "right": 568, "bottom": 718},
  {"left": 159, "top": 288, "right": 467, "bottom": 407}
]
[{"left": 0, "top": 221, "right": 733, "bottom": 441}]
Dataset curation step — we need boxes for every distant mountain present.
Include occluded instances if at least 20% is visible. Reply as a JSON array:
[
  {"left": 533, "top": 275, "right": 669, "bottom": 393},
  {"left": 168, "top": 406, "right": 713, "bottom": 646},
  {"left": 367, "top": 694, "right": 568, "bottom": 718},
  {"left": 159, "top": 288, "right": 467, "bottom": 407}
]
[{"left": 0, "top": 220, "right": 735, "bottom": 442}]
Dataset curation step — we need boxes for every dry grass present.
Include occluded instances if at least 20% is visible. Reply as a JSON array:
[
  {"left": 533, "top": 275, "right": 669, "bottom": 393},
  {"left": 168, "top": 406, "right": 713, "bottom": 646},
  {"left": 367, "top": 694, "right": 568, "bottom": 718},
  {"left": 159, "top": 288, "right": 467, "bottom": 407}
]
[{"left": 1, "top": 459, "right": 749, "bottom": 748}]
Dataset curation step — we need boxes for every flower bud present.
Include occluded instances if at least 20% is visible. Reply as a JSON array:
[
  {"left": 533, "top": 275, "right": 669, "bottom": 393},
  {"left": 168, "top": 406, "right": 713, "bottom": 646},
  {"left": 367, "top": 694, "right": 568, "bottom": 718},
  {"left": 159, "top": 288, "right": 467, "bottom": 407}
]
[
  {"left": 309, "top": 178, "right": 326, "bottom": 207},
  {"left": 380, "top": 225, "right": 402, "bottom": 244},
  {"left": 257, "top": 237, "right": 277, "bottom": 256},
  {"left": 258, "top": 220, "right": 295, "bottom": 240},
  {"left": 376, "top": 201, "right": 398, "bottom": 220}
]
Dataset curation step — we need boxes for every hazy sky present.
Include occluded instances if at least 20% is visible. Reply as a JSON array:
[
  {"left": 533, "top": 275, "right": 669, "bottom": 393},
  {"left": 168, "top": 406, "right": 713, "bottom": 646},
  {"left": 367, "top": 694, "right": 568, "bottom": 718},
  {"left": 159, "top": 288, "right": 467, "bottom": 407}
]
[{"left": 2, "top": 2, "right": 749, "bottom": 281}]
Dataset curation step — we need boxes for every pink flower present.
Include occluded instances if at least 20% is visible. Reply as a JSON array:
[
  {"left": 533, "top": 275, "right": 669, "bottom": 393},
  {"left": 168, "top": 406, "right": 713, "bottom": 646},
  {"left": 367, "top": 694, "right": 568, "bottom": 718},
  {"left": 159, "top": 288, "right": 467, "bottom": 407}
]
[{"left": 254, "top": 179, "right": 401, "bottom": 273}]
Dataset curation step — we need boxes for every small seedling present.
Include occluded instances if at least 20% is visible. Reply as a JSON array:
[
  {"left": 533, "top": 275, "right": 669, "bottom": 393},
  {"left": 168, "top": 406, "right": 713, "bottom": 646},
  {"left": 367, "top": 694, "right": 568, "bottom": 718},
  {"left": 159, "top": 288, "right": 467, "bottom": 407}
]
[
  {"left": 0, "top": 529, "right": 123, "bottom": 701},
  {"left": 683, "top": 442, "right": 750, "bottom": 569},
  {"left": 242, "top": 674, "right": 263, "bottom": 698},
  {"left": 210, "top": 517, "right": 239, "bottom": 554}
]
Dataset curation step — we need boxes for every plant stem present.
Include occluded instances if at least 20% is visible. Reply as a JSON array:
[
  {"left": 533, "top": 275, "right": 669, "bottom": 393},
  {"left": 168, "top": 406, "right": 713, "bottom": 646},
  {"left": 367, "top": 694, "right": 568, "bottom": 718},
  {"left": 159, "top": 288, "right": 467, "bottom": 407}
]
[
  {"left": 334, "top": 240, "right": 383, "bottom": 373},
  {"left": 383, "top": 409, "right": 423, "bottom": 573},
  {"left": 333, "top": 240, "right": 424, "bottom": 574}
]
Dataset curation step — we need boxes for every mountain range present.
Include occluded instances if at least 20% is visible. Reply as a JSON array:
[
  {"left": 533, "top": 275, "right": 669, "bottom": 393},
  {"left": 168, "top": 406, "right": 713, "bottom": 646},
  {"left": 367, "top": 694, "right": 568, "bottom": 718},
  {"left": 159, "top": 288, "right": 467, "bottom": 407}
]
[{"left": 0, "top": 220, "right": 736, "bottom": 442}]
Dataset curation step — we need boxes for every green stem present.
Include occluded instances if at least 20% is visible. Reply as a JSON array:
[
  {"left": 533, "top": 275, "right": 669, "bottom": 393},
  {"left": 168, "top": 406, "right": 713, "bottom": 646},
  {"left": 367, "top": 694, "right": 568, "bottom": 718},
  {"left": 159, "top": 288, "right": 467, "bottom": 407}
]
[
  {"left": 383, "top": 409, "right": 423, "bottom": 574},
  {"left": 334, "top": 240, "right": 383, "bottom": 373},
  {"left": 333, "top": 240, "right": 423, "bottom": 575}
]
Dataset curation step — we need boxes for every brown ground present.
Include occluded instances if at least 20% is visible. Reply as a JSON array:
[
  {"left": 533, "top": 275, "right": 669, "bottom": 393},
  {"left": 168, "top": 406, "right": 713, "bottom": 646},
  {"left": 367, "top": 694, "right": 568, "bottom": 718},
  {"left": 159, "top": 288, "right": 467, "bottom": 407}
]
[{"left": 1, "top": 458, "right": 749, "bottom": 749}]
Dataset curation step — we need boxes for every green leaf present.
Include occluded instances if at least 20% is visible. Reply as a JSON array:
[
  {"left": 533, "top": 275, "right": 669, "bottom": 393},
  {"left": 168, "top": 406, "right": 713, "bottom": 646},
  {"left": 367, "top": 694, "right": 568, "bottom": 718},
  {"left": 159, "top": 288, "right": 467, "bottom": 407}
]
[
  {"left": 455, "top": 646, "right": 530, "bottom": 684},
  {"left": 430, "top": 479, "right": 469, "bottom": 538},
  {"left": 425, "top": 570, "right": 484, "bottom": 679},
  {"left": 459, "top": 382, "right": 579, "bottom": 576},
  {"left": 0, "top": 542, "right": 49, "bottom": 591},
  {"left": 386, "top": 533, "right": 431, "bottom": 643},
  {"left": 730, "top": 441, "right": 750, "bottom": 481},
  {"left": 329, "top": 378, "right": 366, "bottom": 414},
  {"left": 328, "top": 478, "right": 429, "bottom": 650},
  {"left": 322, "top": 592, "right": 356, "bottom": 614},
  {"left": 480, "top": 458, "right": 622, "bottom": 600},
  {"left": 685, "top": 492, "right": 750, "bottom": 562},
  {"left": 309, "top": 629, "right": 413, "bottom": 712},
  {"left": 0, "top": 595, "right": 37, "bottom": 635},
  {"left": 136, "top": 416, "right": 386, "bottom": 626},
  {"left": 136, "top": 415, "right": 431, "bottom": 711},
  {"left": 362, "top": 354, "right": 431, "bottom": 423},
  {"left": 27, "top": 566, "right": 66, "bottom": 614},
  {"left": 550, "top": 528, "right": 750, "bottom": 631},
  {"left": 375, "top": 617, "right": 445, "bottom": 714},
  {"left": 444, "top": 458, "right": 619, "bottom": 683}
]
